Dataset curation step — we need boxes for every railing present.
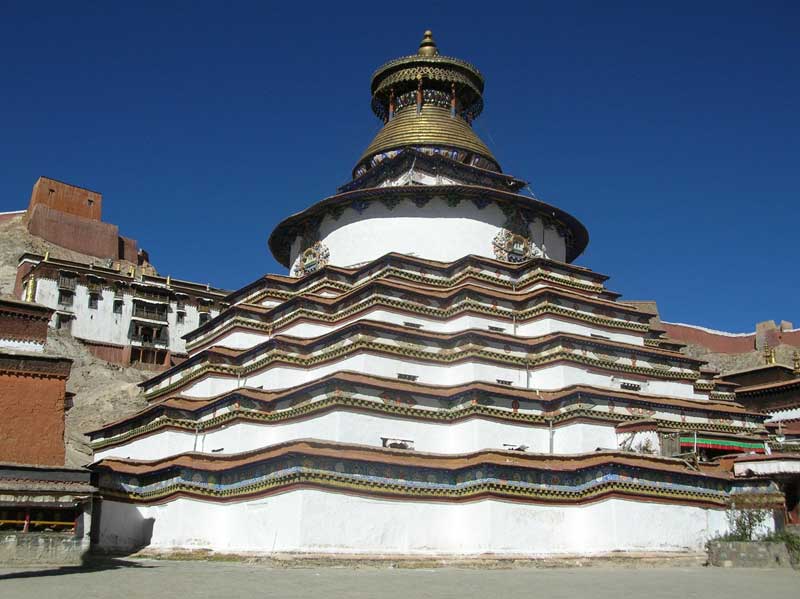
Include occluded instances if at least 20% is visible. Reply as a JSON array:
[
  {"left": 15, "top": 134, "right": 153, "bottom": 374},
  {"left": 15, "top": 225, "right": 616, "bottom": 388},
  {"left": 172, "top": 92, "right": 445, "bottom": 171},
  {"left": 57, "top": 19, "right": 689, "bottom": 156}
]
[
  {"left": 133, "top": 288, "right": 169, "bottom": 303},
  {"left": 132, "top": 305, "right": 168, "bottom": 321},
  {"left": 130, "top": 335, "right": 168, "bottom": 347}
]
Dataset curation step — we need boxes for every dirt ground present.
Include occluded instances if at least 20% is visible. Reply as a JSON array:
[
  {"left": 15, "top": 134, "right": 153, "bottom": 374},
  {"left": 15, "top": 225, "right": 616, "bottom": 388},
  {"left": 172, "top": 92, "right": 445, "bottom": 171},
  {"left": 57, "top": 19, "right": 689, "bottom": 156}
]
[{"left": 0, "top": 559, "right": 797, "bottom": 599}]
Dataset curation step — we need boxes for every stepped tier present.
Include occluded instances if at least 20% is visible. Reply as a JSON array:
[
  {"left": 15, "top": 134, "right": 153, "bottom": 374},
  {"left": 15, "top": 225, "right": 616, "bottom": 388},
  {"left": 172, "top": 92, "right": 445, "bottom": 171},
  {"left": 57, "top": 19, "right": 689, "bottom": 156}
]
[
  {"left": 93, "top": 442, "right": 782, "bottom": 557},
  {"left": 90, "top": 374, "right": 766, "bottom": 461},
  {"left": 94, "top": 440, "right": 780, "bottom": 509},
  {"left": 227, "top": 254, "right": 617, "bottom": 308},
  {"left": 187, "top": 280, "right": 654, "bottom": 354},
  {"left": 144, "top": 320, "right": 720, "bottom": 402}
]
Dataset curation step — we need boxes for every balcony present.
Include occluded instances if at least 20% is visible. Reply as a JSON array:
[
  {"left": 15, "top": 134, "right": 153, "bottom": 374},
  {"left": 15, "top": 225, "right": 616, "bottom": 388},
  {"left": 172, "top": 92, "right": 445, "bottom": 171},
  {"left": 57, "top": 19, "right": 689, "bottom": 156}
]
[
  {"left": 130, "top": 334, "right": 169, "bottom": 348},
  {"left": 133, "top": 288, "right": 169, "bottom": 303},
  {"left": 132, "top": 305, "right": 169, "bottom": 322}
]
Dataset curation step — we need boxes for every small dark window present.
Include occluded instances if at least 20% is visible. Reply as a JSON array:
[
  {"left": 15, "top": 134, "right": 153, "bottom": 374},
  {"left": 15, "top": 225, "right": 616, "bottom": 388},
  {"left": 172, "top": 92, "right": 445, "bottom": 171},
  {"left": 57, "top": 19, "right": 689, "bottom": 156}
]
[
  {"left": 397, "top": 373, "right": 418, "bottom": 382},
  {"left": 88, "top": 294, "right": 99, "bottom": 309},
  {"left": 177, "top": 312, "right": 185, "bottom": 324},
  {"left": 621, "top": 382, "right": 641, "bottom": 391},
  {"left": 488, "top": 326, "right": 505, "bottom": 333},
  {"left": 382, "top": 437, "right": 414, "bottom": 450},
  {"left": 58, "top": 290, "right": 73, "bottom": 307},
  {"left": 404, "top": 321, "right": 423, "bottom": 329},
  {"left": 496, "top": 379, "right": 513, "bottom": 386},
  {"left": 113, "top": 299, "right": 123, "bottom": 314},
  {"left": 87, "top": 198, "right": 94, "bottom": 207},
  {"left": 198, "top": 312, "right": 210, "bottom": 325},
  {"left": 55, "top": 314, "right": 72, "bottom": 331}
]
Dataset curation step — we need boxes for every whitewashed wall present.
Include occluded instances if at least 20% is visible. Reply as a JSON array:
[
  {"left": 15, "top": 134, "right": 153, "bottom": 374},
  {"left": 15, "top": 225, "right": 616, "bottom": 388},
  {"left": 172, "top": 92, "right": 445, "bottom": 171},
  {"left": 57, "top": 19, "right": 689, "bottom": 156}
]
[
  {"left": 97, "top": 492, "right": 735, "bottom": 556},
  {"left": 288, "top": 199, "right": 568, "bottom": 269},
  {"left": 34, "top": 278, "right": 218, "bottom": 354},
  {"left": 93, "top": 412, "right": 621, "bottom": 461},
  {"left": 169, "top": 356, "right": 704, "bottom": 401},
  {"left": 196, "top": 313, "right": 644, "bottom": 353}
]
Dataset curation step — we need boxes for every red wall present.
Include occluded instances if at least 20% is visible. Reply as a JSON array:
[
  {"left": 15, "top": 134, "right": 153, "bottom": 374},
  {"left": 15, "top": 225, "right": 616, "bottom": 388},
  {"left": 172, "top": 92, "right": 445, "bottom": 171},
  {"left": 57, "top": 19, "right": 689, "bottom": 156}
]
[
  {"left": 27, "top": 177, "right": 102, "bottom": 221},
  {"left": 0, "top": 312, "right": 49, "bottom": 343},
  {"left": 0, "top": 372, "right": 66, "bottom": 465},
  {"left": 26, "top": 204, "right": 120, "bottom": 260},
  {"left": 663, "top": 322, "right": 800, "bottom": 354}
]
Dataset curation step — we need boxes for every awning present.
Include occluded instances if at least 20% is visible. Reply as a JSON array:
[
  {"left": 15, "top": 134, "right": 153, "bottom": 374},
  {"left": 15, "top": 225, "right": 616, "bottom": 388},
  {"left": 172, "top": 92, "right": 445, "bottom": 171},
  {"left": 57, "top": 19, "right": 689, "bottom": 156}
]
[{"left": 680, "top": 436, "right": 765, "bottom": 453}]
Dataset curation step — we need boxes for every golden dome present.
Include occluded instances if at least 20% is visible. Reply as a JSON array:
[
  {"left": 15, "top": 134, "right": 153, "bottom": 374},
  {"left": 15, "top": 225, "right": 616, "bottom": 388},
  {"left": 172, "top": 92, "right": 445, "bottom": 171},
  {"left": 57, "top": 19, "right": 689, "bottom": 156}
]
[{"left": 357, "top": 105, "right": 497, "bottom": 171}]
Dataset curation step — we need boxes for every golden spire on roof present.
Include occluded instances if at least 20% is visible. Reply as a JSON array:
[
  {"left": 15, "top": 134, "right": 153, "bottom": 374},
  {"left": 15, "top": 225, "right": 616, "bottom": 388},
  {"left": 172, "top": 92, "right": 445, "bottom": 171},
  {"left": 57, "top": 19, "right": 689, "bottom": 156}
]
[
  {"left": 763, "top": 344, "right": 776, "bottom": 365},
  {"left": 418, "top": 30, "right": 439, "bottom": 56}
]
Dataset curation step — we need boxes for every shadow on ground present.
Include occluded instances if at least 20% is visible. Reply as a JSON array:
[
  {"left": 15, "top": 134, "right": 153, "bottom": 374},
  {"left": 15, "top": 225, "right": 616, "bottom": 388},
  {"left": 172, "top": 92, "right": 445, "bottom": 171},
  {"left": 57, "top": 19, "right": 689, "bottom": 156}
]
[{"left": 0, "top": 557, "right": 153, "bottom": 581}]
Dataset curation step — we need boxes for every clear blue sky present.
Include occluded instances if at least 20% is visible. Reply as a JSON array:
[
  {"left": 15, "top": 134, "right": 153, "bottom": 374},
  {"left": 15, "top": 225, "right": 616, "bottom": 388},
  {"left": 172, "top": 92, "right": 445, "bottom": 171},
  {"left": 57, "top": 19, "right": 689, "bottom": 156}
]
[{"left": 1, "top": 2, "right": 797, "bottom": 332}]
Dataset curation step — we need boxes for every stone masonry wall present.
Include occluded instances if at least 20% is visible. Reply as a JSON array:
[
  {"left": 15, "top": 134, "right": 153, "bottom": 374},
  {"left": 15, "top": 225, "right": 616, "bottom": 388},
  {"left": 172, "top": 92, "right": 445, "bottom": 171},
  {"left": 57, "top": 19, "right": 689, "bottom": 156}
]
[
  {"left": 707, "top": 541, "right": 792, "bottom": 568},
  {"left": 0, "top": 532, "right": 89, "bottom": 565}
]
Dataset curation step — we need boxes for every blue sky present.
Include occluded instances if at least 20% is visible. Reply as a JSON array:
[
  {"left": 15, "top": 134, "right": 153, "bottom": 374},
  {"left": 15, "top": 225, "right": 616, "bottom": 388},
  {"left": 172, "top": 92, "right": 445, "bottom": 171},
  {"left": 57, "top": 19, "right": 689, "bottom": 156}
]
[{"left": 1, "top": 2, "right": 797, "bottom": 332}]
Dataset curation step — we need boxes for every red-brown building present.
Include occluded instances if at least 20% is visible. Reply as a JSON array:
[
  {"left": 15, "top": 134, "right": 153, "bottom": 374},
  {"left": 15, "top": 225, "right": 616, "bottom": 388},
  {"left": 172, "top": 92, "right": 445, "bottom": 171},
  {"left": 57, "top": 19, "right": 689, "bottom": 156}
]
[
  {"left": 27, "top": 175, "right": 103, "bottom": 222},
  {"left": 0, "top": 298, "right": 94, "bottom": 563},
  {"left": 0, "top": 297, "right": 71, "bottom": 465},
  {"left": 24, "top": 176, "right": 144, "bottom": 264}
]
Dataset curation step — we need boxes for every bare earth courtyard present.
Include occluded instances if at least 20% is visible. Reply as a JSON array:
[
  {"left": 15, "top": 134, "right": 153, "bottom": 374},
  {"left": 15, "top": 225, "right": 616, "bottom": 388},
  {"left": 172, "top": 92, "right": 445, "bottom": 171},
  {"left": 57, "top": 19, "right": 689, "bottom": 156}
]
[{"left": 0, "top": 560, "right": 797, "bottom": 599}]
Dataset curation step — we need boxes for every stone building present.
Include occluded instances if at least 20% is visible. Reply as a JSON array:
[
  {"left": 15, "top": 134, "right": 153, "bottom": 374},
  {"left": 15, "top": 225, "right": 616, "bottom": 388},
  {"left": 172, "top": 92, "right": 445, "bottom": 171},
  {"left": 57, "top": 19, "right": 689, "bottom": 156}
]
[
  {"left": 16, "top": 253, "right": 228, "bottom": 369},
  {"left": 88, "top": 32, "right": 792, "bottom": 556}
]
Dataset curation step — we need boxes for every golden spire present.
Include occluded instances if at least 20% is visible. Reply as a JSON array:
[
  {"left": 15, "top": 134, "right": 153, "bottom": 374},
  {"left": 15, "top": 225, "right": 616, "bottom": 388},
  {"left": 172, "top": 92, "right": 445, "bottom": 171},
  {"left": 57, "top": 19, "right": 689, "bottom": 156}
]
[
  {"left": 25, "top": 275, "right": 36, "bottom": 302},
  {"left": 418, "top": 30, "right": 439, "bottom": 56},
  {"left": 763, "top": 344, "right": 776, "bottom": 365}
]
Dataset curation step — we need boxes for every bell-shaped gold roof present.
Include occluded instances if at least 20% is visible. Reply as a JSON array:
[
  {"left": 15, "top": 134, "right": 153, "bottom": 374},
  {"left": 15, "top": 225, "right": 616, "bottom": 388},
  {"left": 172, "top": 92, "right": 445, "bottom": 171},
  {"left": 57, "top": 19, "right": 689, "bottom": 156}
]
[
  {"left": 355, "top": 31, "right": 498, "bottom": 176},
  {"left": 357, "top": 105, "right": 497, "bottom": 169}
]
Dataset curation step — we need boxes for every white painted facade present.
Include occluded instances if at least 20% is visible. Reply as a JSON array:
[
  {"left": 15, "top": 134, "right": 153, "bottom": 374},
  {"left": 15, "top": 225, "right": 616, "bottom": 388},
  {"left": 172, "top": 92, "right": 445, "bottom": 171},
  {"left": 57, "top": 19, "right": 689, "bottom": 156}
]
[
  {"left": 93, "top": 414, "right": 619, "bottom": 461},
  {"left": 157, "top": 356, "right": 705, "bottom": 402},
  {"left": 31, "top": 276, "right": 220, "bottom": 355},
  {"left": 98, "top": 493, "right": 732, "bottom": 556},
  {"left": 288, "top": 199, "right": 567, "bottom": 269},
  {"left": 194, "top": 312, "right": 646, "bottom": 353},
  {"left": 0, "top": 337, "right": 44, "bottom": 352}
]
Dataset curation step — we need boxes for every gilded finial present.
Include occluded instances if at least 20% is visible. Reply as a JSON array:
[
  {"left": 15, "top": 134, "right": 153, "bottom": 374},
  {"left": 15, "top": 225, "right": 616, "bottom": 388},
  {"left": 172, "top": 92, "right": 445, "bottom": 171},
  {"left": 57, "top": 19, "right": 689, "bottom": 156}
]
[
  {"left": 24, "top": 275, "right": 36, "bottom": 302},
  {"left": 43, "top": 251, "right": 50, "bottom": 262},
  {"left": 764, "top": 344, "right": 776, "bottom": 365},
  {"left": 418, "top": 30, "right": 438, "bottom": 56}
]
